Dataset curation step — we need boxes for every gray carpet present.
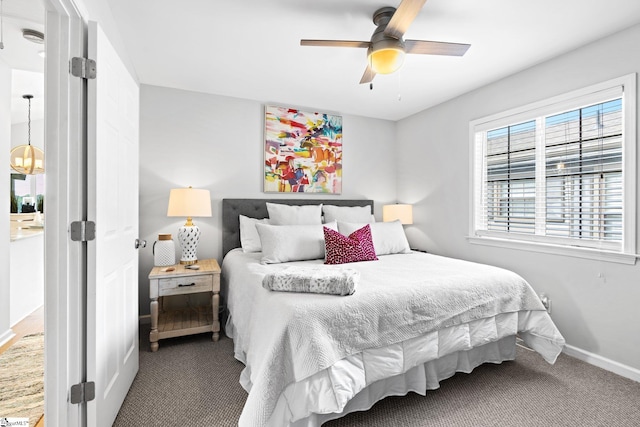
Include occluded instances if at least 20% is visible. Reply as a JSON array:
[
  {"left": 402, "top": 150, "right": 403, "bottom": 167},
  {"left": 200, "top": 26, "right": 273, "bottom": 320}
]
[{"left": 114, "top": 326, "right": 640, "bottom": 426}]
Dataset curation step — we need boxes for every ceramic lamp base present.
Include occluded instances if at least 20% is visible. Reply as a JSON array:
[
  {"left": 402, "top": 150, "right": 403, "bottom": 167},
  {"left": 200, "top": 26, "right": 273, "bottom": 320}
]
[{"left": 177, "top": 224, "right": 201, "bottom": 265}]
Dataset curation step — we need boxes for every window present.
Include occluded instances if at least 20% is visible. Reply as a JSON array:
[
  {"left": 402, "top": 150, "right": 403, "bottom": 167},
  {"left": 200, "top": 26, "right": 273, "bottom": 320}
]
[
  {"left": 11, "top": 173, "right": 45, "bottom": 213},
  {"left": 470, "top": 75, "right": 636, "bottom": 264}
]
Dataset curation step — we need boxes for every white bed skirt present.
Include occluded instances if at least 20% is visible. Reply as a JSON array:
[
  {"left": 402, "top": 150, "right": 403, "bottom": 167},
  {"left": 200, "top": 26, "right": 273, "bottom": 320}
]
[
  {"left": 286, "top": 336, "right": 516, "bottom": 427},
  {"left": 228, "top": 307, "right": 563, "bottom": 427}
]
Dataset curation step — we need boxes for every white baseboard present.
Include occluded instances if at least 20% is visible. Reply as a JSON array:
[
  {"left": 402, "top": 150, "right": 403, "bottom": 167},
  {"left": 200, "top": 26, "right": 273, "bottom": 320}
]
[
  {"left": 563, "top": 344, "right": 640, "bottom": 383},
  {"left": 0, "top": 329, "right": 16, "bottom": 347}
]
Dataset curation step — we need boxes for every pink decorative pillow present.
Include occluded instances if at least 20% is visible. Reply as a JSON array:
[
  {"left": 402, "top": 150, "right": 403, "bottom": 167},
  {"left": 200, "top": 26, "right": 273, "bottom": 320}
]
[{"left": 324, "top": 224, "right": 378, "bottom": 265}]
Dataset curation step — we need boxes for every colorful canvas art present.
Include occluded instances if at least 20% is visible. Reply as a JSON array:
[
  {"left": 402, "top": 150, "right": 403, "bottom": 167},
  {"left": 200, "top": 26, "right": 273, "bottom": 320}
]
[{"left": 264, "top": 106, "right": 342, "bottom": 193}]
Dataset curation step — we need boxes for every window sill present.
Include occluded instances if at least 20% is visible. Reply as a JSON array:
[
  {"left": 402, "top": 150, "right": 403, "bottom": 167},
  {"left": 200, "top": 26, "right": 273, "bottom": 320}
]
[{"left": 467, "top": 236, "right": 637, "bottom": 265}]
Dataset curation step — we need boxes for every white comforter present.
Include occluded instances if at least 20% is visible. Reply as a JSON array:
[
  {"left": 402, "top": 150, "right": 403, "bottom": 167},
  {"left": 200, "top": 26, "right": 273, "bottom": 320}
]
[{"left": 222, "top": 250, "right": 565, "bottom": 426}]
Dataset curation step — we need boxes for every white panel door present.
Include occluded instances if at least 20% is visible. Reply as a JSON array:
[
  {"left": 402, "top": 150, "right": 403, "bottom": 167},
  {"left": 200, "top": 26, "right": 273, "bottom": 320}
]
[{"left": 86, "top": 21, "right": 140, "bottom": 427}]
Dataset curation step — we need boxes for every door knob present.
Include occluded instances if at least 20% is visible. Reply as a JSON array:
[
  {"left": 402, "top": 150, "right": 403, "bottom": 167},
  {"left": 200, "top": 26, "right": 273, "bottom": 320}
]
[{"left": 135, "top": 239, "right": 147, "bottom": 249}]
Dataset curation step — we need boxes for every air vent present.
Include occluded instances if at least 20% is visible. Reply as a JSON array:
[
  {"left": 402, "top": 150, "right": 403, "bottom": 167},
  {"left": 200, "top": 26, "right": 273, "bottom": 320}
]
[{"left": 22, "top": 29, "right": 44, "bottom": 44}]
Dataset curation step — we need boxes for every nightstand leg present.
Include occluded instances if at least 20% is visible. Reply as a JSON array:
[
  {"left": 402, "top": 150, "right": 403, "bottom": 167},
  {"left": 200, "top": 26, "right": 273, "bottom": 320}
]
[
  {"left": 212, "top": 291, "right": 220, "bottom": 342},
  {"left": 150, "top": 298, "right": 159, "bottom": 352}
]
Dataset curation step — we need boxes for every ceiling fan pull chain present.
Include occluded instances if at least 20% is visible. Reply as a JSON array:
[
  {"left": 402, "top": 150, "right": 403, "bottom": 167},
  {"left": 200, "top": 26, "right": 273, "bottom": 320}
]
[
  {"left": 397, "top": 70, "right": 402, "bottom": 101},
  {"left": 369, "top": 56, "right": 374, "bottom": 90}
]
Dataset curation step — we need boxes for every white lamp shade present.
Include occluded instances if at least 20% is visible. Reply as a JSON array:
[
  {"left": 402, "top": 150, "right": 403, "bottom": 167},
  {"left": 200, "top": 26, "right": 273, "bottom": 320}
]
[
  {"left": 383, "top": 204, "right": 413, "bottom": 225},
  {"left": 167, "top": 187, "right": 212, "bottom": 218}
]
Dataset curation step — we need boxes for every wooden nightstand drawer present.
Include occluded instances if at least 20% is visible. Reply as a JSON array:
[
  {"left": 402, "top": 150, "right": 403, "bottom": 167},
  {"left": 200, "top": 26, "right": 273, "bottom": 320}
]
[{"left": 158, "top": 274, "right": 213, "bottom": 296}]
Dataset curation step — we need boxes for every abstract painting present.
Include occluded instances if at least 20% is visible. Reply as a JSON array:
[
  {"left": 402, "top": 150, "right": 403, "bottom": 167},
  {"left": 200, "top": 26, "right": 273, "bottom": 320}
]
[{"left": 264, "top": 105, "right": 342, "bottom": 193}]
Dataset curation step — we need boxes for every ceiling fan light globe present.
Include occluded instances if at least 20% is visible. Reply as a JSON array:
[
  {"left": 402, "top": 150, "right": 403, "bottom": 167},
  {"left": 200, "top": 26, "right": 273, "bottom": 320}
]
[{"left": 368, "top": 47, "right": 405, "bottom": 74}]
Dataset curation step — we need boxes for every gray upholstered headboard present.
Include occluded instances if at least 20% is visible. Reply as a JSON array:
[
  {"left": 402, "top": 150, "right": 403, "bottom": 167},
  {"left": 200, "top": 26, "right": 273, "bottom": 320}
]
[{"left": 222, "top": 198, "right": 374, "bottom": 258}]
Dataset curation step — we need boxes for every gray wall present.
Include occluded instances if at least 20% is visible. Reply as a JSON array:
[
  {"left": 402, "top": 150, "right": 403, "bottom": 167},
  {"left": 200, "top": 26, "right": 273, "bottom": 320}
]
[
  {"left": 396, "top": 24, "right": 640, "bottom": 372},
  {"left": 138, "top": 85, "right": 398, "bottom": 316}
]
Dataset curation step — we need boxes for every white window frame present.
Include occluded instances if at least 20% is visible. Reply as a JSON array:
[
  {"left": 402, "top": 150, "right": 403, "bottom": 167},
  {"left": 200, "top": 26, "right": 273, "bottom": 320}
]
[{"left": 468, "top": 74, "right": 637, "bottom": 265}]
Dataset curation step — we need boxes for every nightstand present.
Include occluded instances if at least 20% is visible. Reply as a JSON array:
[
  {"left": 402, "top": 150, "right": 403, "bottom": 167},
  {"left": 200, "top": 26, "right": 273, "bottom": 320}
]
[{"left": 148, "top": 258, "right": 221, "bottom": 352}]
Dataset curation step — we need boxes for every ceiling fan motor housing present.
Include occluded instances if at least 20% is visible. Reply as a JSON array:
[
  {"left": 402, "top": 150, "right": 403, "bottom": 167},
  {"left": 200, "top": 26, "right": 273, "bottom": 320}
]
[{"left": 368, "top": 7, "right": 406, "bottom": 74}]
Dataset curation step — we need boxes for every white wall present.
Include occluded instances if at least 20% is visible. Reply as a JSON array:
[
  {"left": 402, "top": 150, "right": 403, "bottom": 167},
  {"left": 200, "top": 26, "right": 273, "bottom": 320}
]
[
  {"left": 11, "top": 118, "right": 45, "bottom": 151},
  {"left": 10, "top": 234, "right": 44, "bottom": 325},
  {"left": 396, "top": 24, "right": 640, "bottom": 374},
  {"left": 138, "top": 85, "right": 397, "bottom": 316},
  {"left": 8, "top": 106, "right": 45, "bottom": 329},
  {"left": 72, "top": 0, "right": 138, "bottom": 82},
  {"left": 0, "top": 60, "right": 12, "bottom": 345}
]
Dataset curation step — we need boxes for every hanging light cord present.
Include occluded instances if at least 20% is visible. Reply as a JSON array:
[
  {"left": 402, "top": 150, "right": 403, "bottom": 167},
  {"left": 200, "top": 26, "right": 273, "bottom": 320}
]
[
  {"left": 27, "top": 96, "right": 31, "bottom": 145},
  {"left": 0, "top": 0, "right": 5, "bottom": 50},
  {"left": 22, "top": 94, "right": 34, "bottom": 145}
]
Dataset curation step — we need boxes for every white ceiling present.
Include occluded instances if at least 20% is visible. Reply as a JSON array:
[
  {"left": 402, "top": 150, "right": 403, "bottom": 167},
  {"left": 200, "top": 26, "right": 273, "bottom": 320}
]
[
  {"left": 0, "top": 0, "right": 45, "bottom": 123},
  {"left": 11, "top": 69, "right": 44, "bottom": 123},
  {"left": 107, "top": 0, "right": 640, "bottom": 121},
  {"left": 2, "top": 0, "right": 640, "bottom": 122}
]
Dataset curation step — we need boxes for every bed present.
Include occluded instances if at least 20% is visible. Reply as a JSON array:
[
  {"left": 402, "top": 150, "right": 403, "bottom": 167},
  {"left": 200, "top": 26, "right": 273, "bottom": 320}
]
[{"left": 221, "top": 198, "right": 565, "bottom": 427}]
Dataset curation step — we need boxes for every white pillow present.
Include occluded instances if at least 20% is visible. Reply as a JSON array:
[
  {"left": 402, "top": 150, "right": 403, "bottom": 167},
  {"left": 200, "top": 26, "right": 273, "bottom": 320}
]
[
  {"left": 322, "top": 205, "right": 373, "bottom": 224},
  {"left": 256, "top": 221, "right": 337, "bottom": 264},
  {"left": 239, "top": 215, "right": 269, "bottom": 253},
  {"left": 266, "top": 202, "right": 323, "bottom": 225},
  {"left": 338, "top": 220, "right": 411, "bottom": 256}
]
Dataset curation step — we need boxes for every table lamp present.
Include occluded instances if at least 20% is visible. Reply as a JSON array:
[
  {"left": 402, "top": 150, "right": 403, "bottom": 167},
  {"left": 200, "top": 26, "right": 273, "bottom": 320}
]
[
  {"left": 167, "top": 187, "right": 212, "bottom": 264},
  {"left": 382, "top": 204, "right": 413, "bottom": 225}
]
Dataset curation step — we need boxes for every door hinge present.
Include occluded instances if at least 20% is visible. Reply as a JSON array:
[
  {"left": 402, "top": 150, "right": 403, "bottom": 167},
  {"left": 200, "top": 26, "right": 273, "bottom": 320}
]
[
  {"left": 71, "top": 57, "right": 97, "bottom": 79},
  {"left": 70, "top": 381, "right": 96, "bottom": 404},
  {"left": 70, "top": 221, "right": 96, "bottom": 242}
]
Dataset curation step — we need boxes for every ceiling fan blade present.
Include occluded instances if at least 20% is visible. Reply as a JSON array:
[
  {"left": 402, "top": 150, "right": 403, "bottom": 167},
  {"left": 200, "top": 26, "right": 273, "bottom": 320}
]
[
  {"left": 385, "top": 0, "right": 428, "bottom": 40},
  {"left": 300, "top": 40, "right": 370, "bottom": 48},
  {"left": 405, "top": 40, "right": 471, "bottom": 56},
  {"left": 359, "top": 65, "right": 376, "bottom": 84}
]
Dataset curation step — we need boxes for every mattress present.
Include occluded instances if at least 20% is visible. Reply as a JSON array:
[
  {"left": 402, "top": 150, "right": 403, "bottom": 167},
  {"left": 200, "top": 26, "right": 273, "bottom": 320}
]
[{"left": 222, "top": 249, "right": 565, "bottom": 426}]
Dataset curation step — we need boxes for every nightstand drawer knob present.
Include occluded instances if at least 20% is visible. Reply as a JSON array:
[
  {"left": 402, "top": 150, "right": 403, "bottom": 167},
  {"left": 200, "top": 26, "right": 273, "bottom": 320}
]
[{"left": 178, "top": 282, "right": 196, "bottom": 287}]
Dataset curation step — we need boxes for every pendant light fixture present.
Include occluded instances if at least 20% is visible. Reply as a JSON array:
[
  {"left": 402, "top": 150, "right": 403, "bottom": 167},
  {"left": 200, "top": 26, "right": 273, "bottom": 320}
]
[{"left": 10, "top": 95, "right": 44, "bottom": 175}]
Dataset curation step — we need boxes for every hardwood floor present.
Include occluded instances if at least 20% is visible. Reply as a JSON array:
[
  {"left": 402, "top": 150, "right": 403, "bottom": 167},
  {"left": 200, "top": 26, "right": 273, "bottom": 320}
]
[{"left": 0, "top": 306, "right": 45, "bottom": 427}]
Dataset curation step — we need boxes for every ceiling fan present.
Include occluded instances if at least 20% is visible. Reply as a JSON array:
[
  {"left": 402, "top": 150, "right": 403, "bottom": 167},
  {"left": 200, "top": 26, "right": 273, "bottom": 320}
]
[{"left": 300, "top": 0, "right": 470, "bottom": 85}]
